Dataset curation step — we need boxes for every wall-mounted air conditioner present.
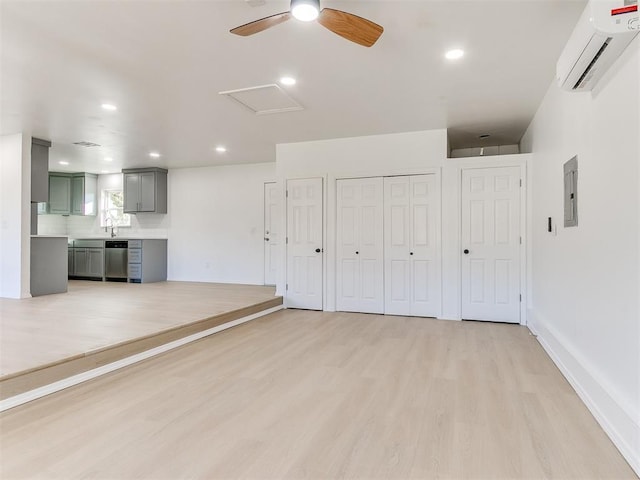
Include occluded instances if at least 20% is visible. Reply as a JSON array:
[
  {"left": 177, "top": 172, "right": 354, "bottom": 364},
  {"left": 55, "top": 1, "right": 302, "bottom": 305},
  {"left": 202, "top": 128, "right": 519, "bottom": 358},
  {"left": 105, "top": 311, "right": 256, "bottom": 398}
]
[{"left": 557, "top": 0, "right": 638, "bottom": 92}]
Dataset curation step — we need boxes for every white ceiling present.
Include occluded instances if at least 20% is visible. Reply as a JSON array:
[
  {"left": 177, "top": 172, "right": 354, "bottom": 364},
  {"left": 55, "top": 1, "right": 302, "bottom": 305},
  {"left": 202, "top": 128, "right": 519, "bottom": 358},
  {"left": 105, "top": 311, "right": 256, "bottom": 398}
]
[{"left": 1, "top": 0, "right": 586, "bottom": 174}]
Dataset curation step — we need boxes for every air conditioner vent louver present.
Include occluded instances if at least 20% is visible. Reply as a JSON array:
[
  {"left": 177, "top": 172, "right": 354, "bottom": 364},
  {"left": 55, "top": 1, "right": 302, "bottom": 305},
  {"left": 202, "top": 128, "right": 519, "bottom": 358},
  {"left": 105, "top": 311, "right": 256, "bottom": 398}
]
[
  {"left": 73, "top": 141, "right": 101, "bottom": 147},
  {"left": 573, "top": 37, "right": 612, "bottom": 89}
]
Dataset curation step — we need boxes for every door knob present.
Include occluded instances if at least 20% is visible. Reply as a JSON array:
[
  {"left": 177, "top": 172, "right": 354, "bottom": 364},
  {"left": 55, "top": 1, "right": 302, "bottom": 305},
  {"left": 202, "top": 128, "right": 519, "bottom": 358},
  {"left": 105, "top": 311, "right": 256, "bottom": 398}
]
[
  {"left": 264, "top": 238, "right": 269, "bottom": 241},
  {"left": 463, "top": 249, "right": 470, "bottom": 254},
  {"left": 355, "top": 251, "right": 359, "bottom": 254},
  {"left": 315, "top": 248, "right": 321, "bottom": 253},
  {"left": 410, "top": 252, "right": 414, "bottom": 255}
]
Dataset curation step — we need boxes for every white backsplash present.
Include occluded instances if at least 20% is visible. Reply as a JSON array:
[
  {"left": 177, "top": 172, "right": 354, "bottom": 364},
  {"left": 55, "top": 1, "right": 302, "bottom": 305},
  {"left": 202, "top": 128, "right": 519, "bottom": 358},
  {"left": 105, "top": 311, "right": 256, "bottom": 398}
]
[
  {"left": 38, "top": 213, "right": 169, "bottom": 239},
  {"left": 66, "top": 212, "right": 169, "bottom": 239},
  {"left": 37, "top": 213, "right": 68, "bottom": 236}
]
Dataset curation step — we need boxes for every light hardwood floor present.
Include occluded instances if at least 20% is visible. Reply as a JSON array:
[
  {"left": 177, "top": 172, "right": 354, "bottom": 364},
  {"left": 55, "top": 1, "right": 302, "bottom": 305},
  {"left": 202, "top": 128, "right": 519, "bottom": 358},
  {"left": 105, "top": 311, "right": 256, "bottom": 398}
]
[
  {"left": 0, "top": 280, "right": 277, "bottom": 378},
  {"left": 0, "top": 310, "right": 635, "bottom": 479}
]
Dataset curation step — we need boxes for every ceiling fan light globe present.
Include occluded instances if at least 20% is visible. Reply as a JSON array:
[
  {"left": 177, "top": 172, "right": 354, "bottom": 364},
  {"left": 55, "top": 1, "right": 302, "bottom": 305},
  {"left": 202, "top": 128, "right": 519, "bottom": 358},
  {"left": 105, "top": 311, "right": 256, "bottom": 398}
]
[{"left": 291, "top": 0, "right": 319, "bottom": 21}]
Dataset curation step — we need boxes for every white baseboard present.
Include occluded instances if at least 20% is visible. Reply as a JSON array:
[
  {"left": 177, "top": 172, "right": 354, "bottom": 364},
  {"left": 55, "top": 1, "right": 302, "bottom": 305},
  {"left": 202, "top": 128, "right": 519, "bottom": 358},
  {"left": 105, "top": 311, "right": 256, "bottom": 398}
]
[
  {"left": 0, "top": 305, "right": 283, "bottom": 412},
  {"left": 528, "top": 311, "right": 640, "bottom": 477}
]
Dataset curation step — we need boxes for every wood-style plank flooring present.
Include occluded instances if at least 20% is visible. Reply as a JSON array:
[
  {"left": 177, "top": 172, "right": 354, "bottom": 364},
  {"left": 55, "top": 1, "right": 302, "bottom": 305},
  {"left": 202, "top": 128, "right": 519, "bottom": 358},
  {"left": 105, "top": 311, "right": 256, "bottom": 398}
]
[
  {"left": 0, "top": 310, "right": 635, "bottom": 479},
  {"left": 0, "top": 281, "right": 277, "bottom": 378}
]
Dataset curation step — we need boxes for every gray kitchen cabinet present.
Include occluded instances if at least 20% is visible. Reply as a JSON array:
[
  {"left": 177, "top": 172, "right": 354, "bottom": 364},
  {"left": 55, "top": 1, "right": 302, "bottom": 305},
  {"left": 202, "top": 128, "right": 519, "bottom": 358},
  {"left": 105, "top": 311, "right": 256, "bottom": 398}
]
[
  {"left": 31, "top": 236, "right": 67, "bottom": 296},
  {"left": 128, "top": 239, "right": 167, "bottom": 283},
  {"left": 73, "top": 248, "right": 104, "bottom": 278},
  {"left": 48, "top": 173, "right": 72, "bottom": 215},
  {"left": 122, "top": 168, "right": 168, "bottom": 214},
  {"left": 70, "top": 240, "right": 104, "bottom": 279},
  {"left": 44, "top": 172, "right": 98, "bottom": 216},
  {"left": 31, "top": 138, "right": 51, "bottom": 203},
  {"left": 68, "top": 245, "right": 74, "bottom": 275},
  {"left": 71, "top": 173, "right": 97, "bottom": 215}
]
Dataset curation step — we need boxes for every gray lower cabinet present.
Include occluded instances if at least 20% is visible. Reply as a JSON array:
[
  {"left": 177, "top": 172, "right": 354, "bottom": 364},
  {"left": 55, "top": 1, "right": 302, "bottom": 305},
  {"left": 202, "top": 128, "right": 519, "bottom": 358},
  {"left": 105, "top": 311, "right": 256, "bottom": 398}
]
[
  {"left": 128, "top": 239, "right": 167, "bottom": 283},
  {"left": 69, "top": 240, "right": 104, "bottom": 279},
  {"left": 31, "top": 236, "right": 68, "bottom": 296},
  {"left": 73, "top": 249, "right": 104, "bottom": 278},
  {"left": 68, "top": 245, "right": 74, "bottom": 275}
]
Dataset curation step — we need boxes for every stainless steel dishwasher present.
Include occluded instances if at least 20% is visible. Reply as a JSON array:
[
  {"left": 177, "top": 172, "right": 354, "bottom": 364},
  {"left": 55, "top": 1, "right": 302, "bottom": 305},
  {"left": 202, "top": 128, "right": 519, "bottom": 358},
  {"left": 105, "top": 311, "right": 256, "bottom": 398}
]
[{"left": 105, "top": 240, "right": 128, "bottom": 281}]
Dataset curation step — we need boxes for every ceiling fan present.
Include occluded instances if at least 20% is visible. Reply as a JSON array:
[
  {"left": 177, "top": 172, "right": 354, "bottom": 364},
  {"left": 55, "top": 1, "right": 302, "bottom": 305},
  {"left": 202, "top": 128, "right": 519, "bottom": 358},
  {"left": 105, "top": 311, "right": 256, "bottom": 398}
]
[{"left": 230, "top": 0, "right": 384, "bottom": 47}]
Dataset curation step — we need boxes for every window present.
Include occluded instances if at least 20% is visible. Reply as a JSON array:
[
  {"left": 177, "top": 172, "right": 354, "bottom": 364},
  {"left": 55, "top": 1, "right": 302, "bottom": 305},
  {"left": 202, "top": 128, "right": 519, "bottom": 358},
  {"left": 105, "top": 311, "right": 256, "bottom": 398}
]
[{"left": 101, "top": 189, "right": 131, "bottom": 227}]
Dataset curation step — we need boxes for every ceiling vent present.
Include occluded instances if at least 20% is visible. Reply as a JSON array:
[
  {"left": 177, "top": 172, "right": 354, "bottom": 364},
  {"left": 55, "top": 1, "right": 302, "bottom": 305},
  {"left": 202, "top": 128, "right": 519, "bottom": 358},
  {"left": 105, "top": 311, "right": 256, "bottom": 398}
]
[
  {"left": 219, "top": 84, "right": 304, "bottom": 115},
  {"left": 73, "top": 141, "right": 101, "bottom": 147}
]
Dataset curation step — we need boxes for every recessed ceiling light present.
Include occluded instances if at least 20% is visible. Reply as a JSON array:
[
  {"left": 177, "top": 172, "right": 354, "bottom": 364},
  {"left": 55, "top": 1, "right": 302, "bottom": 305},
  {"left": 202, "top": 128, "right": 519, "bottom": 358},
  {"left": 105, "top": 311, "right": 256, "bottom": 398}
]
[
  {"left": 291, "top": 0, "right": 319, "bottom": 21},
  {"left": 149, "top": 152, "right": 161, "bottom": 158},
  {"left": 59, "top": 161, "right": 69, "bottom": 165},
  {"left": 445, "top": 49, "right": 465, "bottom": 60},
  {"left": 104, "top": 157, "right": 113, "bottom": 162},
  {"left": 280, "top": 76, "right": 296, "bottom": 86},
  {"left": 101, "top": 103, "right": 117, "bottom": 111},
  {"left": 215, "top": 146, "right": 227, "bottom": 153}
]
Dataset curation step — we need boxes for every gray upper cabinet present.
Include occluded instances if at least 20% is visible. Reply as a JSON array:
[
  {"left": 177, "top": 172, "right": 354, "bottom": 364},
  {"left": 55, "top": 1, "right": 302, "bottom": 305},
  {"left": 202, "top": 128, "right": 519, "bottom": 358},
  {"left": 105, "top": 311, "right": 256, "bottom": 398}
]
[
  {"left": 31, "top": 138, "right": 51, "bottom": 203},
  {"left": 71, "top": 173, "right": 97, "bottom": 216},
  {"left": 48, "top": 173, "right": 72, "bottom": 215},
  {"left": 46, "top": 172, "right": 97, "bottom": 216},
  {"left": 122, "top": 167, "right": 168, "bottom": 214}
]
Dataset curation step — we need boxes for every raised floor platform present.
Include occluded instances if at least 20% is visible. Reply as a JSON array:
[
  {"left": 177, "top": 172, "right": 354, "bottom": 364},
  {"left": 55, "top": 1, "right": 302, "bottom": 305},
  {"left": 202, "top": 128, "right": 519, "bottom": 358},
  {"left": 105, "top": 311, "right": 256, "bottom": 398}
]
[{"left": 0, "top": 281, "right": 282, "bottom": 400}]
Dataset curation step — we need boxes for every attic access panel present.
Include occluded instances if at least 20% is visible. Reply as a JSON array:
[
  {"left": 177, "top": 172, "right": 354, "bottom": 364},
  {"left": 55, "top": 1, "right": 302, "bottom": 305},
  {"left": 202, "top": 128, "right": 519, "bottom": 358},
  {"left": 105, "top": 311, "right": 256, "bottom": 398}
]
[{"left": 219, "top": 84, "right": 303, "bottom": 115}]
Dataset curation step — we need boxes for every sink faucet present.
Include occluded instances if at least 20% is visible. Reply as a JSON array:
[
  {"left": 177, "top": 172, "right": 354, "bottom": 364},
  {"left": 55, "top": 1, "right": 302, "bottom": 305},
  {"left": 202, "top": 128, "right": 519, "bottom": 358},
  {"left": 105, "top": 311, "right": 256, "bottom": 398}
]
[{"left": 104, "top": 220, "right": 116, "bottom": 238}]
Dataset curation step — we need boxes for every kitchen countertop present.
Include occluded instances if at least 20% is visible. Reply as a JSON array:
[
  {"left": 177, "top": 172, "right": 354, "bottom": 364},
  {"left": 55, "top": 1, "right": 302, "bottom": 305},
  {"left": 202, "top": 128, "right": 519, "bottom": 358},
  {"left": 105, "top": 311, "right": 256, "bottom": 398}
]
[{"left": 69, "top": 237, "right": 168, "bottom": 241}]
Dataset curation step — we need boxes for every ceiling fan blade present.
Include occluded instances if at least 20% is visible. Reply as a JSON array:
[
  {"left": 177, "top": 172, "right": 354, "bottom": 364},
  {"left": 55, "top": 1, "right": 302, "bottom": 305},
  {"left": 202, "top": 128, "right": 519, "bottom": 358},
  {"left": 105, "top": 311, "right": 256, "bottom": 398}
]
[
  {"left": 230, "top": 11, "right": 291, "bottom": 36},
  {"left": 317, "top": 8, "right": 383, "bottom": 47}
]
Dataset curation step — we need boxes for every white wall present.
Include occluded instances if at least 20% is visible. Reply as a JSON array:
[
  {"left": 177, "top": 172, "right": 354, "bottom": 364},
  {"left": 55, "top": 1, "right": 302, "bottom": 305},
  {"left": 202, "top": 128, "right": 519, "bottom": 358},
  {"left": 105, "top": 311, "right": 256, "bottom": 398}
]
[
  {"left": 276, "top": 129, "right": 530, "bottom": 319},
  {"left": 0, "top": 133, "right": 31, "bottom": 299},
  {"left": 167, "top": 162, "right": 276, "bottom": 285},
  {"left": 521, "top": 37, "right": 639, "bottom": 474}
]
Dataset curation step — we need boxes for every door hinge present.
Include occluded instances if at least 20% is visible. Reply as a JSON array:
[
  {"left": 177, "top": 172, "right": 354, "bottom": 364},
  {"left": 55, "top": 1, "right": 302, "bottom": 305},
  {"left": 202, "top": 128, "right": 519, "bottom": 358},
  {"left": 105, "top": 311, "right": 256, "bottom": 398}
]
[
  {"left": 286, "top": 190, "right": 289, "bottom": 198},
  {"left": 519, "top": 179, "right": 522, "bottom": 187},
  {"left": 286, "top": 237, "right": 288, "bottom": 244},
  {"left": 519, "top": 294, "right": 522, "bottom": 302},
  {"left": 286, "top": 283, "right": 288, "bottom": 291},
  {"left": 520, "top": 236, "right": 522, "bottom": 244}
]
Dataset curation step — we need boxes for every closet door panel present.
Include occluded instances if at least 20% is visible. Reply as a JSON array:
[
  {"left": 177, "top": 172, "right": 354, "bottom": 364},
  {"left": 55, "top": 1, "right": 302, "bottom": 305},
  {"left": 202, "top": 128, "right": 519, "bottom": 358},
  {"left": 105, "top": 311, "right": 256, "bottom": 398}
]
[
  {"left": 384, "top": 177, "right": 411, "bottom": 316},
  {"left": 410, "top": 175, "right": 440, "bottom": 317},
  {"left": 336, "top": 177, "right": 383, "bottom": 313}
]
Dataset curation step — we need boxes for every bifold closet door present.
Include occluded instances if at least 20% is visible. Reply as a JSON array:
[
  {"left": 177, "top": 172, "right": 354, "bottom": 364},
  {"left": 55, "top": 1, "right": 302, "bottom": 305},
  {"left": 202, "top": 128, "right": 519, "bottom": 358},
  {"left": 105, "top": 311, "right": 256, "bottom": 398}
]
[
  {"left": 336, "top": 177, "right": 384, "bottom": 313},
  {"left": 384, "top": 175, "right": 440, "bottom": 317}
]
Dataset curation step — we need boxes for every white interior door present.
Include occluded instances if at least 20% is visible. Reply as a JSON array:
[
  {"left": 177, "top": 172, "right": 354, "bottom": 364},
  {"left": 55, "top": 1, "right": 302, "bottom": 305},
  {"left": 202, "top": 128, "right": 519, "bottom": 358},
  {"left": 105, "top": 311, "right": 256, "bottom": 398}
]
[
  {"left": 286, "top": 178, "right": 323, "bottom": 310},
  {"left": 263, "top": 182, "right": 279, "bottom": 286},
  {"left": 461, "top": 167, "right": 521, "bottom": 323},
  {"left": 384, "top": 175, "right": 440, "bottom": 317},
  {"left": 336, "top": 177, "right": 384, "bottom": 314}
]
